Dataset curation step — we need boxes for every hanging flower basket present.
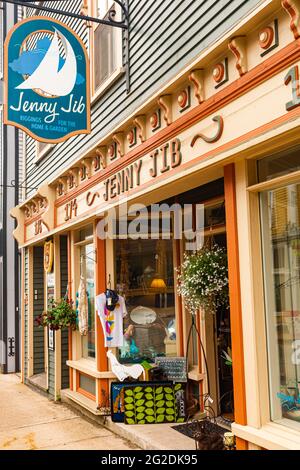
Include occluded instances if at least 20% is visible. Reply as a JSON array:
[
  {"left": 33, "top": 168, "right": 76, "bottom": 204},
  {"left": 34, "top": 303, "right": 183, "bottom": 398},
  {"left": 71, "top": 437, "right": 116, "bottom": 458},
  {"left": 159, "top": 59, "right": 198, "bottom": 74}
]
[
  {"left": 35, "top": 298, "right": 77, "bottom": 331},
  {"left": 177, "top": 244, "right": 229, "bottom": 314}
]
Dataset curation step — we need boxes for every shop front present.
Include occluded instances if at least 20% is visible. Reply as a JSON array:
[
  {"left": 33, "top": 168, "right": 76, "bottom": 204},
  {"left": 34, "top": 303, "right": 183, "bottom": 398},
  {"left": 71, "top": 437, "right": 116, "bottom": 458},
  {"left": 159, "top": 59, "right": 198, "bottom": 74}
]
[{"left": 11, "top": 0, "right": 300, "bottom": 449}]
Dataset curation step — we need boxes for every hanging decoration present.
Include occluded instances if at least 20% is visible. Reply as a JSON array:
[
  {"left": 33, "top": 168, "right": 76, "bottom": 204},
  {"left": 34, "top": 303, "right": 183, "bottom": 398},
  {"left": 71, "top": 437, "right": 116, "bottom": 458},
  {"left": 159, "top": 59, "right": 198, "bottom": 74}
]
[
  {"left": 44, "top": 240, "right": 54, "bottom": 273},
  {"left": 76, "top": 277, "right": 89, "bottom": 336},
  {"left": 177, "top": 244, "right": 229, "bottom": 314}
]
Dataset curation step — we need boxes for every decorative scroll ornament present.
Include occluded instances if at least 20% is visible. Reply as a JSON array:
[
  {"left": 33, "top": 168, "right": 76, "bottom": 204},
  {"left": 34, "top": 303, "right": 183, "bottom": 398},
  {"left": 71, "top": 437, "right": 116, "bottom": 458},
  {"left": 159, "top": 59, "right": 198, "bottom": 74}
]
[
  {"left": 133, "top": 115, "right": 146, "bottom": 143},
  {"left": 95, "top": 147, "right": 107, "bottom": 169},
  {"left": 282, "top": 0, "right": 300, "bottom": 39},
  {"left": 188, "top": 69, "right": 205, "bottom": 104},
  {"left": 212, "top": 58, "right": 229, "bottom": 88},
  {"left": 112, "top": 133, "right": 125, "bottom": 158},
  {"left": 228, "top": 36, "right": 247, "bottom": 77},
  {"left": 158, "top": 95, "right": 173, "bottom": 126},
  {"left": 191, "top": 116, "right": 224, "bottom": 148},
  {"left": 44, "top": 240, "right": 54, "bottom": 273}
]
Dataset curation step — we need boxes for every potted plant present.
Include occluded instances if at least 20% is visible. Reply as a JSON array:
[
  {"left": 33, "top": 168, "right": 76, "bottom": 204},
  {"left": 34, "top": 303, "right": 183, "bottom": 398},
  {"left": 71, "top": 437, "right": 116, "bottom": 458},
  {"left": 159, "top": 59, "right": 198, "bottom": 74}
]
[
  {"left": 35, "top": 298, "right": 77, "bottom": 331},
  {"left": 177, "top": 244, "right": 229, "bottom": 315}
]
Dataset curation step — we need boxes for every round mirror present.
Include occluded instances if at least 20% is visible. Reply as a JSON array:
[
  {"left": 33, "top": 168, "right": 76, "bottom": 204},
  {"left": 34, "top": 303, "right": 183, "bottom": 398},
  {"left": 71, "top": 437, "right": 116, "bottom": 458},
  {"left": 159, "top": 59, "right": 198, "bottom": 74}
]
[{"left": 130, "top": 306, "right": 157, "bottom": 325}]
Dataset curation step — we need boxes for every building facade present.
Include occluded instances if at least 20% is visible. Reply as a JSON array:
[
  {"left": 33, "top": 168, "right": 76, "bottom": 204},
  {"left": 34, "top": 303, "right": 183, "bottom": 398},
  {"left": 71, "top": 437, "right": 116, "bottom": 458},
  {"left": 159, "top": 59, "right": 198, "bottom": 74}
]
[
  {"left": 9, "top": 0, "right": 300, "bottom": 450},
  {"left": 0, "top": 0, "right": 22, "bottom": 374}
]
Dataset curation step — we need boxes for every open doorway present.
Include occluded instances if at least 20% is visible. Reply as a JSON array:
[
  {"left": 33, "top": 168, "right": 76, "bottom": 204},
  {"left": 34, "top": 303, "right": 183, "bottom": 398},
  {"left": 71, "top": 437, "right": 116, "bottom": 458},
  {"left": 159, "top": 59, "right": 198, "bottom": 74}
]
[{"left": 175, "top": 179, "right": 234, "bottom": 422}]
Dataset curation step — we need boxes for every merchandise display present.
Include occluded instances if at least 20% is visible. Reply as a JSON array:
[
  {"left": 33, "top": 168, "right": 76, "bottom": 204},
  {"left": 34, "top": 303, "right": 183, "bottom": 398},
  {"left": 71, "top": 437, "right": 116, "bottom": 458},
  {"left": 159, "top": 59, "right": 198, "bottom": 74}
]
[{"left": 96, "top": 291, "right": 127, "bottom": 347}]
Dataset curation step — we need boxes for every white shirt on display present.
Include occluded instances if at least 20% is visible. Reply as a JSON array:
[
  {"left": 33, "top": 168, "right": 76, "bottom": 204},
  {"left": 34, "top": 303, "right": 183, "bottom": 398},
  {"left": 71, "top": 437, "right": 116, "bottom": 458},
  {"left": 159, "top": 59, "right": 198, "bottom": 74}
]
[{"left": 95, "top": 293, "right": 127, "bottom": 348}]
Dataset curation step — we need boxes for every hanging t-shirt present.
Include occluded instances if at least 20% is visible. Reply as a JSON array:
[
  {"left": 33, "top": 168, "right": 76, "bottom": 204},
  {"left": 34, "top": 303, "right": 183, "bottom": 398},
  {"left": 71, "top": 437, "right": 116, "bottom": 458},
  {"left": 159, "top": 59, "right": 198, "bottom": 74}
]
[{"left": 95, "top": 293, "right": 127, "bottom": 348}]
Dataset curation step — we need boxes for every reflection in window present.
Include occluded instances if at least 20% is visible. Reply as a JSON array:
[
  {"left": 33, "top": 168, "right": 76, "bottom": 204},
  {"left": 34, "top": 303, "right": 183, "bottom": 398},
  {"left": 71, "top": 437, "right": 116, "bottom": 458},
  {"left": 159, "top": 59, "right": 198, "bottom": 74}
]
[
  {"left": 115, "top": 239, "right": 176, "bottom": 364},
  {"left": 80, "top": 243, "right": 95, "bottom": 359},
  {"left": 261, "top": 183, "right": 300, "bottom": 426}
]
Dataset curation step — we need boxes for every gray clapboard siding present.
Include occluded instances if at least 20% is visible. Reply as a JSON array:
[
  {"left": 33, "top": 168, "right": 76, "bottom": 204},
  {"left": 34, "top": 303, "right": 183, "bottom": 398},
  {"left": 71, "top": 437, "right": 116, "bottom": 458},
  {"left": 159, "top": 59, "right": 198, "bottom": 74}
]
[
  {"left": 24, "top": 0, "right": 261, "bottom": 197},
  {"left": 33, "top": 246, "right": 45, "bottom": 375},
  {"left": 24, "top": 248, "right": 28, "bottom": 380},
  {"left": 60, "top": 236, "right": 69, "bottom": 390},
  {"left": 48, "top": 348, "right": 55, "bottom": 397}
]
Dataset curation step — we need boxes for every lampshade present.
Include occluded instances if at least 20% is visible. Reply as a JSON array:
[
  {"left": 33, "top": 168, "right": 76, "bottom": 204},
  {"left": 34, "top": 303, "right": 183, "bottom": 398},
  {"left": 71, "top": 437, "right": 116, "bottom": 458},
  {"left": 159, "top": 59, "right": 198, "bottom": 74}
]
[{"left": 150, "top": 278, "right": 166, "bottom": 289}]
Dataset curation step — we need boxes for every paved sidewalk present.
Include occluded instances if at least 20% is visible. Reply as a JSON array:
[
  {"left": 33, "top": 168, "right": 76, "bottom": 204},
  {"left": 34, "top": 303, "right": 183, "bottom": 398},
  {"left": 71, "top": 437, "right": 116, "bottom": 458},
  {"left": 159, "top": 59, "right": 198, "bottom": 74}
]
[{"left": 0, "top": 374, "right": 138, "bottom": 450}]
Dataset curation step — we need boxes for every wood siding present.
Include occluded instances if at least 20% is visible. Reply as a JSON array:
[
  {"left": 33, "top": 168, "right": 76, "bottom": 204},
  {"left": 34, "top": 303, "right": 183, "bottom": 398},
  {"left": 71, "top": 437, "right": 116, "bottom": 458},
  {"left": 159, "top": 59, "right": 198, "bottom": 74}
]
[
  {"left": 33, "top": 246, "right": 44, "bottom": 375},
  {"left": 60, "top": 236, "right": 69, "bottom": 390},
  {"left": 24, "top": 0, "right": 261, "bottom": 198},
  {"left": 24, "top": 248, "right": 28, "bottom": 380}
]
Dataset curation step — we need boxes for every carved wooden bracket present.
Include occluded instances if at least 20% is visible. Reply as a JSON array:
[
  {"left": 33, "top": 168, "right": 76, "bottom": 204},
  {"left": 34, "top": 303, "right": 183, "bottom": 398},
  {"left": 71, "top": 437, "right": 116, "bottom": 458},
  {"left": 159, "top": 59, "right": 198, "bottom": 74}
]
[
  {"left": 133, "top": 115, "right": 146, "bottom": 143},
  {"left": 113, "top": 133, "right": 125, "bottom": 158},
  {"left": 10, "top": 206, "right": 25, "bottom": 245},
  {"left": 188, "top": 69, "right": 205, "bottom": 104},
  {"left": 24, "top": 204, "right": 32, "bottom": 219},
  {"left": 228, "top": 36, "right": 247, "bottom": 77},
  {"left": 282, "top": 0, "right": 300, "bottom": 39},
  {"left": 57, "top": 177, "right": 68, "bottom": 197},
  {"left": 79, "top": 159, "right": 92, "bottom": 181},
  {"left": 39, "top": 183, "right": 56, "bottom": 231},
  {"left": 67, "top": 169, "right": 79, "bottom": 190},
  {"left": 158, "top": 95, "right": 173, "bottom": 126},
  {"left": 95, "top": 146, "right": 107, "bottom": 169}
]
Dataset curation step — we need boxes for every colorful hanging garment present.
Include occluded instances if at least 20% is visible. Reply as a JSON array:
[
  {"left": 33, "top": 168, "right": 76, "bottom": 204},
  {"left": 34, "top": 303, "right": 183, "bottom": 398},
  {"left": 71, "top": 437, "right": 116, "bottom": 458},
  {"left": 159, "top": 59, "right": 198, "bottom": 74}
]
[
  {"left": 77, "top": 276, "right": 88, "bottom": 336},
  {"left": 95, "top": 293, "right": 127, "bottom": 347}
]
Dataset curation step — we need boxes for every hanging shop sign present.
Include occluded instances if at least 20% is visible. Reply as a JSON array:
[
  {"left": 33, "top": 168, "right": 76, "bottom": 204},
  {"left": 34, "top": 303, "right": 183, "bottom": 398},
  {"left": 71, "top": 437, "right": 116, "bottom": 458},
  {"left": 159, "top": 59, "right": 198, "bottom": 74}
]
[{"left": 4, "top": 17, "right": 90, "bottom": 143}]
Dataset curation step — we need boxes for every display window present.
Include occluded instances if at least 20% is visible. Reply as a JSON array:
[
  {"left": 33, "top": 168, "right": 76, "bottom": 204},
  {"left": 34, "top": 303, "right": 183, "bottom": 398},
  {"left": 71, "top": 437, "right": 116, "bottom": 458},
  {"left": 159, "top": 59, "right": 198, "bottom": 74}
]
[
  {"left": 260, "top": 152, "right": 300, "bottom": 428},
  {"left": 115, "top": 238, "right": 176, "bottom": 364},
  {"left": 74, "top": 226, "right": 96, "bottom": 360}
]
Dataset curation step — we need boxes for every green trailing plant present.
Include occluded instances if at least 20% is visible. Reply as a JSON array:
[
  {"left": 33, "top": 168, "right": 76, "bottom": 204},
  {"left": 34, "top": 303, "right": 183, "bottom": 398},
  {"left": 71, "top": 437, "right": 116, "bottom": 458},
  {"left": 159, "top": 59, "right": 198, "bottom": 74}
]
[
  {"left": 177, "top": 244, "right": 229, "bottom": 314},
  {"left": 35, "top": 298, "right": 77, "bottom": 331}
]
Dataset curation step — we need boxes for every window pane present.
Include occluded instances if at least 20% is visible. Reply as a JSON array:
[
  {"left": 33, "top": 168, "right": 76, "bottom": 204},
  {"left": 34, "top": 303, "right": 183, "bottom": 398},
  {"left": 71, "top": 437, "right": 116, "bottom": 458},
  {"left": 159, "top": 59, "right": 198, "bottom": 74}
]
[
  {"left": 80, "top": 243, "right": 95, "bottom": 359},
  {"left": 261, "top": 182, "right": 300, "bottom": 425},
  {"left": 79, "top": 374, "right": 96, "bottom": 396},
  {"left": 116, "top": 239, "right": 176, "bottom": 364},
  {"left": 258, "top": 147, "right": 300, "bottom": 182},
  {"left": 94, "top": 8, "right": 117, "bottom": 90}
]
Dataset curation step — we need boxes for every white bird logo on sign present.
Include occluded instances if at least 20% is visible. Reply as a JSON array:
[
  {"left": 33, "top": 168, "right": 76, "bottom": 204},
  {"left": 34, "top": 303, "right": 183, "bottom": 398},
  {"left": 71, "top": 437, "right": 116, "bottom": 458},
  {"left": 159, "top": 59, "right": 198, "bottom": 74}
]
[{"left": 16, "top": 29, "right": 77, "bottom": 97}]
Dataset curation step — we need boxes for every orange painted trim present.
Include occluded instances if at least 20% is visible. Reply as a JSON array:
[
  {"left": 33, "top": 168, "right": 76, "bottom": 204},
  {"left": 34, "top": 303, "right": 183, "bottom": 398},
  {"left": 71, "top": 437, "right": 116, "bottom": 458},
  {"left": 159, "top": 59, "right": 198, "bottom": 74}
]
[
  {"left": 224, "top": 164, "right": 247, "bottom": 426},
  {"left": 94, "top": 222, "right": 109, "bottom": 408},
  {"left": 67, "top": 232, "right": 73, "bottom": 390},
  {"left": 77, "top": 387, "right": 96, "bottom": 401},
  {"left": 24, "top": 212, "right": 46, "bottom": 226},
  {"left": 54, "top": 38, "right": 300, "bottom": 207},
  {"left": 175, "top": 238, "right": 184, "bottom": 357},
  {"left": 20, "top": 249, "right": 25, "bottom": 383},
  {"left": 236, "top": 437, "right": 248, "bottom": 450},
  {"left": 3, "top": 16, "right": 91, "bottom": 144}
]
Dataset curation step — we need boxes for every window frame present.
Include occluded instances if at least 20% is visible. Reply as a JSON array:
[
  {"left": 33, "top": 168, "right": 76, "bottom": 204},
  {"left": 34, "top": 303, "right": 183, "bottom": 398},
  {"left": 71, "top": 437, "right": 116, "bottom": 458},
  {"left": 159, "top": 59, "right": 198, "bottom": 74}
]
[
  {"left": 247, "top": 154, "right": 300, "bottom": 432},
  {"left": 114, "top": 236, "right": 178, "bottom": 365},
  {"left": 35, "top": 141, "right": 54, "bottom": 163},
  {"left": 73, "top": 225, "right": 96, "bottom": 362},
  {"left": 260, "top": 182, "right": 300, "bottom": 429},
  {"left": 90, "top": 0, "right": 124, "bottom": 104}
]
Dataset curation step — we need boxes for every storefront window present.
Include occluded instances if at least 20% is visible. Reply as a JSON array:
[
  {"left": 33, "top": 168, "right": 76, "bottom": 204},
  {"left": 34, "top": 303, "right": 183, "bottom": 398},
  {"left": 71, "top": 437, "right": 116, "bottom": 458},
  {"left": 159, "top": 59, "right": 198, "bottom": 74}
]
[
  {"left": 80, "top": 243, "right": 95, "bottom": 359},
  {"left": 75, "top": 226, "right": 95, "bottom": 360},
  {"left": 115, "top": 239, "right": 176, "bottom": 364},
  {"left": 261, "top": 181, "right": 300, "bottom": 426}
]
